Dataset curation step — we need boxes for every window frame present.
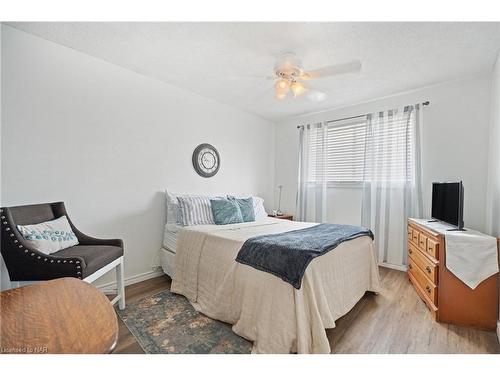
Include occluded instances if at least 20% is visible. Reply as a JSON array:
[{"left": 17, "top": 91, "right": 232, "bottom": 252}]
[
  {"left": 305, "top": 110, "right": 415, "bottom": 187},
  {"left": 306, "top": 117, "right": 368, "bottom": 186}
]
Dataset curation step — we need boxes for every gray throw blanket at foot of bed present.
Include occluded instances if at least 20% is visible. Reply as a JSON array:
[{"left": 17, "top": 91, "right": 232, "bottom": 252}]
[{"left": 235, "top": 223, "right": 374, "bottom": 289}]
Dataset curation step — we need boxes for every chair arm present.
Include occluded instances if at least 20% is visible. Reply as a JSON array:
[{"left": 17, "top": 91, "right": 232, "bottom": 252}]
[
  {"left": 74, "top": 233, "right": 123, "bottom": 248},
  {"left": 57, "top": 206, "right": 123, "bottom": 248}
]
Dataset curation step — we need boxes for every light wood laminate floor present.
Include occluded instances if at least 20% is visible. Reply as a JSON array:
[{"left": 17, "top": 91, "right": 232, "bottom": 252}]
[{"left": 112, "top": 267, "right": 500, "bottom": 354}]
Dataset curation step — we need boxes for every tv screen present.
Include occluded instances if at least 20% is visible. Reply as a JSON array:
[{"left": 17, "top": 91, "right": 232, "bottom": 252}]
[{"left": 431, "top": 182, "right": 464, "bottom": 229}]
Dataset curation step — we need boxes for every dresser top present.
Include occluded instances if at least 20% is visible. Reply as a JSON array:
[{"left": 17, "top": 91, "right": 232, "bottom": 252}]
[
  {"left": 409, "top": 218, "right": 498, "bottom": 242},
  {"left": 408, "top": 218, "right": 445, "bottom": 237}
]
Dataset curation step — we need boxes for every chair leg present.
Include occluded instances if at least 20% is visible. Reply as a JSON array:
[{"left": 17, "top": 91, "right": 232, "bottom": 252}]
[{"left": 116, "top": 257, "right": 126, "bottom": 310}]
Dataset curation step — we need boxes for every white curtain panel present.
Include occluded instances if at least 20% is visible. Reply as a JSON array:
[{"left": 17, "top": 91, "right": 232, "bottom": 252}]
[
  {"left": 296, "top": 123, "right": 327, "bottom": 222},
  {"left": 296, "top": 106, "right": 423, "bottom": 268},
  {"left": 361, "top": 105, "right": 423, "bottom": 268}
]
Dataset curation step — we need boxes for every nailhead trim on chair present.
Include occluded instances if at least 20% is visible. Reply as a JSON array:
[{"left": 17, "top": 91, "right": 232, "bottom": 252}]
[{"left": 1, "top": 207, "right": 87, "bottom": 281}]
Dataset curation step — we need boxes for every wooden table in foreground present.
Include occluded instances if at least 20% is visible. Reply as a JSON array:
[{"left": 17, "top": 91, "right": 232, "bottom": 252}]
[{"left": 0, "top": 277, "right": 118, "bottom": 354}]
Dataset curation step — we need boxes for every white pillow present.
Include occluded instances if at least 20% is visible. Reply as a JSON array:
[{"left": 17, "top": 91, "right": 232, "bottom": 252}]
[
  {"left": 17, "top": 215, "right": 79, "bottom": 255},
  {"left": 177, "top": 196, "right": 216, "bottom": 226},
  {"left": 252, "top": 197, "right": 268, "bottom": 219},
  {"left": 165, "top": 190, "right": 183, "bottom": 225}
]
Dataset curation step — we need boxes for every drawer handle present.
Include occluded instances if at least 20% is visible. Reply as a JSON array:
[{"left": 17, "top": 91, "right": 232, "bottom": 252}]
[
  {"left": 408, "top": 263, "right": 412, "bottom": 270},
  {"left": 409, "top": 248, "right": 413, "bottom": 254},
  {"left": 425, "top": 266, "right": 431, "bottom": 273},
  {"left": 425, "top": 285, "right": 431, "bottom": 293}
]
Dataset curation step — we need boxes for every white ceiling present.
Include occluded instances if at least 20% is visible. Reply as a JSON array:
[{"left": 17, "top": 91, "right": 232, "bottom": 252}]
[{"left": 6, "top": 22, "right": 500, "bottom": 122}]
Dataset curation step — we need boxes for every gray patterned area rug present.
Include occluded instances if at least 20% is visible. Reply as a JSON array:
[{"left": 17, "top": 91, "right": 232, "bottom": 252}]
[{"left": 116, "top": 290, "right": 252, "bottom": 354}]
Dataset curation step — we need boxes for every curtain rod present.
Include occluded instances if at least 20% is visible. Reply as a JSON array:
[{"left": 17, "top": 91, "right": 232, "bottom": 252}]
[{"left": 296, "top": 101, "right": 430, "bottom": 129}]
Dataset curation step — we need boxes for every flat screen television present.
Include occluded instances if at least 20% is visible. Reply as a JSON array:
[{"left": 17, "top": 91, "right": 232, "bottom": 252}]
[{"left": 431, "top": 181, "right": 464, "bottom": 230}]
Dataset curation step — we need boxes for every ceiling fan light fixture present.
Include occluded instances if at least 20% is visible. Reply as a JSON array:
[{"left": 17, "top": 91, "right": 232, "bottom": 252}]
[
  {"left": 276, "top": 92, "right": 287, "bottom": 100},
  {"left": 275, "top": 79, "right": 290, "bottom": 99},
  {"left": 276, "top": 79, "right": 289, "bottom": 90},
  {"left": 307, "top": 90, "right": 328, "bottom": 102},
  {"left": 290, "top": 81, "right": 306, "bottom": 97}
]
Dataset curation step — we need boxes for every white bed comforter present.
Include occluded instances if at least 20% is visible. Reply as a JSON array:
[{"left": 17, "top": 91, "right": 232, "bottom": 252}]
[{"left": 171, "top": 218, "right": 380, "bottom": 353}]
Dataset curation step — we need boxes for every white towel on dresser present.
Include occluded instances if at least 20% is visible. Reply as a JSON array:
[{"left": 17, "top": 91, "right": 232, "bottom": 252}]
[{"left": 444, "top": 229, "right": 498, "bottom": 289}]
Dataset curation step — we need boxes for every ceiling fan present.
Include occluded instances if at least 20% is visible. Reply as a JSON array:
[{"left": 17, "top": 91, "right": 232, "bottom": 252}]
[{"left": 264, "top": 52, "right": 362, "bottom": 102}]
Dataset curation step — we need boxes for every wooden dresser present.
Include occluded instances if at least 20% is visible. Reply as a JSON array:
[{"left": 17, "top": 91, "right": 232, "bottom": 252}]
[{"left": 407, "top": 218, "right": 499, "bottom": 330}]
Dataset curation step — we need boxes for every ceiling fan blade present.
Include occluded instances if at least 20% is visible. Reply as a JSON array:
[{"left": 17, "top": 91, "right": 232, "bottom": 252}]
[
  {"left": 252, "top": 84, "right": 276, "bottom": 102},
  {"left": 301, "top": 60, "right": 361, "bottom": 80},
  {"left": 306, "top": 89, "right": 328, "bottom": 102},
  {"left": 226, "top": 74, "right": 275, "bottom": 80}
]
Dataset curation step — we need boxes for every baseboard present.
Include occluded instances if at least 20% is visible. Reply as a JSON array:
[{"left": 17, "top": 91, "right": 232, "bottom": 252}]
[
  {"left": 379, "top": 262, "right": 407, "bottom": 272},
  {"left": 96, "top": 267, "right": 165, "bottom": 294}
]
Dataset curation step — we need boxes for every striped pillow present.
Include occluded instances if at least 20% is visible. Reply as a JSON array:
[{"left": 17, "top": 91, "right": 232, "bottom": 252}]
[{"left": 178, "top": 196, "right": 216, "bottom": 226}]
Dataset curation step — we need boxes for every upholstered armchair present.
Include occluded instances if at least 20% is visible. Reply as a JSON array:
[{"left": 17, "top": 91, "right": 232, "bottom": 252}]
[{"left": 0, "top": 202, "right": 125, "bottom": 309}]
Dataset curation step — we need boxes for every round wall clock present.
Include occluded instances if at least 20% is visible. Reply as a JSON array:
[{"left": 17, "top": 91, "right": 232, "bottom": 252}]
[{"left": 192, "top": 143, "right": 220, "bottom": 178}]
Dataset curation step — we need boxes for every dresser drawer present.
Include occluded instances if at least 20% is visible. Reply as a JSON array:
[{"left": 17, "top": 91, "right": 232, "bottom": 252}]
[
  {"left": 408, "top": 257, "right": 437, "bottom": 305},
  {"left": 410, "top": 227, "right": 419, "bottom": 245},
  {"left": 418, "top": 232, "right": 427, "bottom": 251},
  {"left": 426, "top": 238, "right": 439, "bottom": 259},
  {"left": 408, "top": 243, "right": 438, "bottom": 284}
]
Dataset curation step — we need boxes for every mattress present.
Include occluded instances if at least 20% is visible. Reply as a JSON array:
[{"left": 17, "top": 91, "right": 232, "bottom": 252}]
[
  {"left": 160, "top": 247, "right": 176, "bottom": 277},
  {"left": 162, "top": 223, "right": 181, "bottom": 253}
]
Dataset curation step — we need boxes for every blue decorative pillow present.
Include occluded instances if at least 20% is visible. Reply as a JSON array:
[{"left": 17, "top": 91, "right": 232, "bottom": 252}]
[
  {"left": 210, "top": 198, "right": 243, "bottom": 225},
  {"left": 16, "top": 215, "right": 79, "bottom": 255},
  {"left": 228, "top": 197, "right": 255, "bottom": 222}
]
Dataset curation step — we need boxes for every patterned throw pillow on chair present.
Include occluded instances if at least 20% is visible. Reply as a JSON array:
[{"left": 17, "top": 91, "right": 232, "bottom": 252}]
[{"left": 17, "top": 215, "right": 79, "bottom": 255}]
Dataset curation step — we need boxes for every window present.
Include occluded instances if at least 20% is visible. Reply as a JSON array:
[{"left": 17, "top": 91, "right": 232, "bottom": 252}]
[
  {"left": 307, "top": 118, "right": 367, "bottom": 184},
  {"left": 307, "top": 110, "right": 415, "bottom": 184}
]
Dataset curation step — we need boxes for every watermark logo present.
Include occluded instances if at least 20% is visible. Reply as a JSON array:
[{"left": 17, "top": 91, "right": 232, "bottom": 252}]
[{"left": 1, "top": 346, "right": 48, "bottom": 354}]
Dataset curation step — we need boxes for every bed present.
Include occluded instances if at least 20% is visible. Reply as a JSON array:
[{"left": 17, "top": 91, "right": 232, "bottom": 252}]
[
  {"left": 159, "top": 223, "right": 181, "bottom": 277},
  {"left": 164, "top": 217, "right": 380, "bottom": 354}
]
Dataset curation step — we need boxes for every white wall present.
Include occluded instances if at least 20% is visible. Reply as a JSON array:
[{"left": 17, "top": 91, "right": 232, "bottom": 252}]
[
  {"left": 0, "top": 25, "right": 276, "bottom": 290},
  {"left": 486, "top": 51, "right": 500, "bottom": 237},
  {"left": 275, "top": 75, "right": 492, "bottom": 232}
]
